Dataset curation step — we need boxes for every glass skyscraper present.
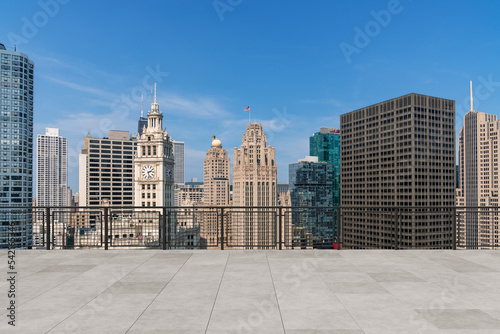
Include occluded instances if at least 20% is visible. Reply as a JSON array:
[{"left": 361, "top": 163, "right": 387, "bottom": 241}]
[
  {"left": 138, "top": 116, "right": 148, "bottom": 137},
  {"left": 289, "top": 156, "right": 334, "bottom": 248},
  {"left": 173, "top": 140, "right": 185, "bottom": 186},
  {"left": 0, "top": 43, "right": 34, "bottom": 248},
  {"left": 309, "top": 127, "right": 340, "bottom": 206}
]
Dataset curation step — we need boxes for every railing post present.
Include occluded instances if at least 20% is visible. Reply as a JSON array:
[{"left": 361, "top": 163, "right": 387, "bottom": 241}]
[
  {"left": 220, "top": 207, "right": 225, "bottom": 250},
  {"left": 162, "top": 207, "right": 167, "bottom": 250},
  {"left": 392, "top": 208, "right": 395, "bottom": 250},
  {"left": 397, "top": 207, "right": 401, "bottom": 250},
  {"left": 104, "top": 207, "right": 109, "bottom": 250},
  {"left": 339, "top": 208, "right": 343, "bottom": 250},
  {"left": 46, "top": 207, "right": 51, "bottom": 250},
  {"left": 167, "top": 210, "right": 171, "bottom": 249},
  {"left": 452, "top": 207, "right": 457, "bottom": 250},
  {"left": 335, "top": 208, "right": 341, "bottom": 250},
  {"left": 278, "top": 207, "right": 283, "bottom": 250}
]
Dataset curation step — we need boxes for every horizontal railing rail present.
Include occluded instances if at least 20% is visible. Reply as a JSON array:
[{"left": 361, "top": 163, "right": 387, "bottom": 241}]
[{"left": 1, "top": 206, "right": 498, "bottom": 250}]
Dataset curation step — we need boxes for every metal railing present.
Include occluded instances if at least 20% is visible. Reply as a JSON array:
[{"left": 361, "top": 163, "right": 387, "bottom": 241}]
[{"left": 1, "top": 206, "right": 499, "bottom": 250}]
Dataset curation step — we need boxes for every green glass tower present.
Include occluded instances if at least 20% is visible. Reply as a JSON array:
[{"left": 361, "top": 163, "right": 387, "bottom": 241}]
[{"left": 309, "top": 127, "right": 340, "bottom": 206}]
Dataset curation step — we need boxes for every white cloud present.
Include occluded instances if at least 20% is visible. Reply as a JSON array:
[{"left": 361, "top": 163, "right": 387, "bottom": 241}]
[
  {"left": 159, "top": 93, "right": 230, "bottom": 118},
  {"left": 41, "top": 75, "right": 118, "bottom": 100},
  {"left": 184, "top": 148, "right": 207, "bottom": 181},
  {"left": 300, "top": 98, "right": 345, "bottom": 108}
]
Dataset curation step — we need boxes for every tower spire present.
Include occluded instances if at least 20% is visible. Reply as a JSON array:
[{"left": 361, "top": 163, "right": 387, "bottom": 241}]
[
  {"left": 150, "top": 83, "right": 159, "bottom": 114},
  {"left": 470, "top": 81, "right": 473, "bottom": 111}
]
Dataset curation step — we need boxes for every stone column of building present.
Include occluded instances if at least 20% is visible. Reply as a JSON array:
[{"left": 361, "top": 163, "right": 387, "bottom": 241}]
[
  {"left": 232, "top": 123, "right": 277, "bottom": 249},
  {"left": 340, "top": 93, "right": 456, "bottom": 249},
  {"left": 278, "top": 189, "right": 293, "bottom": 249},
  {"left": 201, "top": 136, "right": 230, "bottom": 249}
]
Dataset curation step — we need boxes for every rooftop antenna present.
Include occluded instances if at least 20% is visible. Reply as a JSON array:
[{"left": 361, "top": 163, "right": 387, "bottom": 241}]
[
  {"left": 141, "top": 93, "right": 144, "bottom": 118},
  {"left": 470, "top": 81, "right": 473, "bottom": 111},
  {"left": 154, "top": 82, "right": 157, "bottom": 103},
  {"left": 14, "top": 45, "right": 16, "bottom": 52}
]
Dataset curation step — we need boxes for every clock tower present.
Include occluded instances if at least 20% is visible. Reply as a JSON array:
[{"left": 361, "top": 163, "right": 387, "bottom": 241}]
[{"left": 134, "top": 84, "right": 174, "bottom": 209}]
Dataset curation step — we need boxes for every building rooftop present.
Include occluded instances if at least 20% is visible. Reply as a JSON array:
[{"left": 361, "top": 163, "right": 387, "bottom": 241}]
[
  {"left": 2, "top": 250, "right": 500, "bottom": 333},
  {"left": 108, "top": 130, "right": 131, "bottom": 140}
]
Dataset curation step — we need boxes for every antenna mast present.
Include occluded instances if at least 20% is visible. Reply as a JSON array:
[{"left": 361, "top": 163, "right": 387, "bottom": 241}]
[
  {"left": 141, "top": 94, "right": 144, "bottom": 117},
  {"left": 470, "top": 81, "right": 473, "bottom": 111}
]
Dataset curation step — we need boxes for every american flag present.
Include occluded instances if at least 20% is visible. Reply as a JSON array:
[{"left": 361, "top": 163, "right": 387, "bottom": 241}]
[{"left": 244, "top": 106, "right": 250, "bottom": 112}]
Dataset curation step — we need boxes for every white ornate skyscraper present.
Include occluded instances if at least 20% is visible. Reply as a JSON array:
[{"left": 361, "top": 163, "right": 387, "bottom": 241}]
[
  {"left": 134, "top": 84, "right": 175, "bottom": 208},
  {"left": 232, "top": 123, "right": 277, "bottom": 248}
]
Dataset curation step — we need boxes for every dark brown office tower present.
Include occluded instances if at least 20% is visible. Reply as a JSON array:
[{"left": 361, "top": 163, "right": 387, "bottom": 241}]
[{"left": 340, "top": 93, "right": 455, "bottom": 249}]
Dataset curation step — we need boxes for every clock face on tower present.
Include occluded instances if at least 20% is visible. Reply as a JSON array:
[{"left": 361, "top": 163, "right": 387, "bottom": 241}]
[
  {"left": 166, "top": 166, "right": 172, "bottom": 181},
  {"left": 142, "top": 165, "right": 155, "bottom": 179}
]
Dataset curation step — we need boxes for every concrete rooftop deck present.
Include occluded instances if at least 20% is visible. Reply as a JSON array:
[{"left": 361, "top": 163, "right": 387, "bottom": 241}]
[{"left": 1, "top": 250, "right": 500, "bottom": 334}]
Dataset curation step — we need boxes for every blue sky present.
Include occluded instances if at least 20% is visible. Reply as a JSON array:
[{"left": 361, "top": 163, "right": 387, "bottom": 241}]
[{"left": 2, "top": 0, "right": 500, "bottom": 193}]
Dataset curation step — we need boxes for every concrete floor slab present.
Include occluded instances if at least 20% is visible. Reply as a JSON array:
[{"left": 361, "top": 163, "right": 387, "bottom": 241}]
[{"left": 0, "top": 250, "right": 499, "bottom": 333}]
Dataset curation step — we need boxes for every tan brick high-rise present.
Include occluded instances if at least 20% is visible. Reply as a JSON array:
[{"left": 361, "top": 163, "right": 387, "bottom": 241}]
[
  {"left": 201, "top": 136, "right": 230, "bottom": 249},
  {"left": 232, "top": 123, "right": 277, "bottom": 249},
  {"left": 457, "top": 110, "right": 500, "bottom": 249}
]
